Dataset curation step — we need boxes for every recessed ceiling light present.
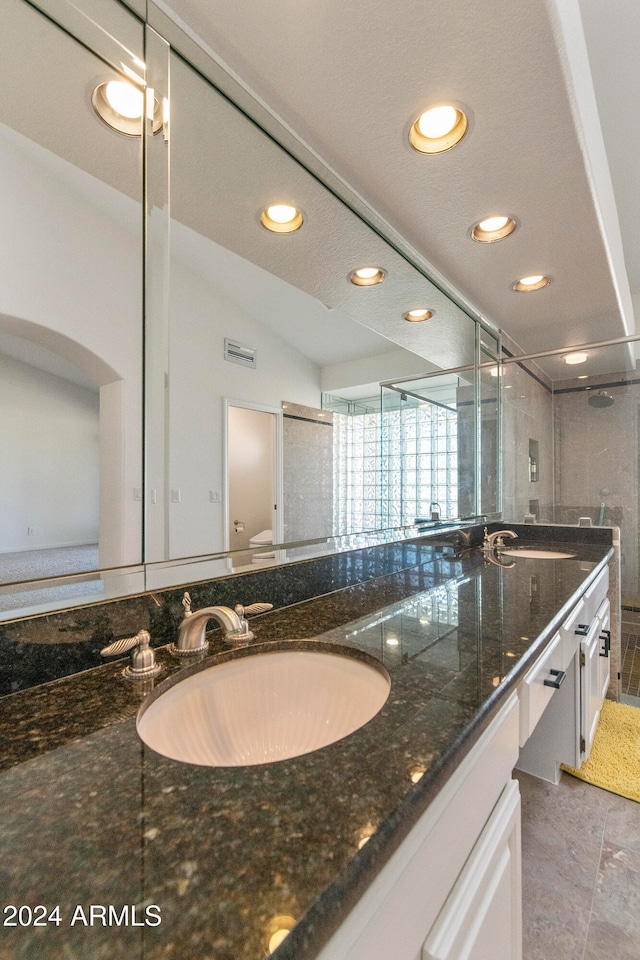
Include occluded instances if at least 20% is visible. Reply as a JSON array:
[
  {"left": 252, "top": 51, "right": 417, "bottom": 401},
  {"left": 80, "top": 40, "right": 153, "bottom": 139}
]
[
  {"left": 512, "top": 275, "right": 551, "bottom": 292},
  {"left": 577, "top": 375, "right": 588, "bottom": 379},
  {"left": 260, "top": 204, "right": 303, "bottom": 234},
  {"left": 471, "top": 216, "right": 517, "bottom": 243},
  {"left": 564, "top": 352, "right": 588, "bottom": 365},
  {"left": 349, "top": 267, "right": 386, "bottom": 286},
  {"left": 92, "top": 80, "right": 162, "bottom": 136},
  {"left": 403, "top": 308, "right": 433, "bottom": 322},
  {"left": 409, "top": 104, "right": 468, "bottom": 154}
]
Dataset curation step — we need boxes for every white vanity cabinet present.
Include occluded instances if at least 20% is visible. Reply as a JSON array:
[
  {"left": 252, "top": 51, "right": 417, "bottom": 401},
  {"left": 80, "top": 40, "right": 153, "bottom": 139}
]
[
  {"left": 309, "top": 561, "right": 612, "bottom": 960},
  {"left": 313, "top": 695, "right": 521, "bottom": 960},
  {"left": 421, "top": 779, "right": 521, "bottom": 960},
  {"left": 516, "top": 564, "right": 610, "bottom": 783}
]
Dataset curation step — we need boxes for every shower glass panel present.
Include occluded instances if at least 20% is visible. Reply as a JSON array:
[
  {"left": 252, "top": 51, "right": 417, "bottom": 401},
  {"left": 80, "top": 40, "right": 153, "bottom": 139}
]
[
  {"left": 551, "top": 340, "right": 639, "bottom": 607},
  {"left": 478, "top": 354, "right": 500, "bottom": 518}
]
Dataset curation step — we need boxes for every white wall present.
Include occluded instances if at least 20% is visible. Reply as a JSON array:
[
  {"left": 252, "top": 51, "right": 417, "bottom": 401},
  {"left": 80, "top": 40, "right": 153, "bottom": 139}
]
[
  {"left": 164, "top": 245, "right": 322, "bottom": 559},
  {"left": 0, "top": 353, "right": 99, "bottom": 551},
  {"left": 321, "top": 347, "right": 435, "bottom": 393}
]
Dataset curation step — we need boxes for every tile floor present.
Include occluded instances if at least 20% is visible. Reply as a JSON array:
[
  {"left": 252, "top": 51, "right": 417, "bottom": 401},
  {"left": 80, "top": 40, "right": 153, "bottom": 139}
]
[
  {"left": 621, "top": 628, "right": 640, "bottom": 699},
  {"left": 517, "top": 769, "right": 639, "bottom": 960}
]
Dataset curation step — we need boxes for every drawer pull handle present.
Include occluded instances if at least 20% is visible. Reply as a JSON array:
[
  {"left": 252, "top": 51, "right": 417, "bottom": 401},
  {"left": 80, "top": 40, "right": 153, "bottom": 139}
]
[
  {"left": 599, "top": 630, "right": 611, "bottom": 656},
  {"left": 574, "top": 624, "right": 590, "bottom": 636},
  {"left": 544, "top": 669, "right": 566, "bottom": 689}
]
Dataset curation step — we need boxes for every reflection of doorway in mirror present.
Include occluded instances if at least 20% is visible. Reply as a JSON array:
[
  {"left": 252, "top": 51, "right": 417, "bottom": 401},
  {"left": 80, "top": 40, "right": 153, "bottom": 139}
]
[
  {"left": 225, "top": 401, "right": 282, "bottom": 553},
  {"left": 0, "top": 325, "right": 133, "bottom": 581},
  {"left": 0, "top": 347, "right": 99, "bottom": 582}
]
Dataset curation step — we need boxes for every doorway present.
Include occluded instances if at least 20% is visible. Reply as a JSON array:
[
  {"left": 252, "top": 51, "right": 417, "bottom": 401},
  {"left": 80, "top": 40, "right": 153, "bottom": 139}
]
[{"left": 224, "top": 399, "right": 282, "bottom": 551}]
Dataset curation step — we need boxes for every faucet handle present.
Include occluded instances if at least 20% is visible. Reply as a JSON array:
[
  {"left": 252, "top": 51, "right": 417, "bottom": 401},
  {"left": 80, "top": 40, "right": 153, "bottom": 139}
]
[
  {"left": 101, "top": 629, "right": 162, "bottom": 680},
  {"left": 181, "top": 592, "right": 193, "bottom": 616},
  {"left": 234, "top": 602, "right": 274, "bottom": 617},
  {"left": 101, "top": 631, "right": 149, "bottom": 658}
]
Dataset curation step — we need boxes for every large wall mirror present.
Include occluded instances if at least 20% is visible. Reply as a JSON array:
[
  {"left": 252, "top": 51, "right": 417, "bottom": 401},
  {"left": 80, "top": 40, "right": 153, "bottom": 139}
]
[
  {"left": 0, "top": 0, "right": 482, "bottom": 620},
  {"left": 144, "top": 47, "right": 480, "bottom": 579},
  {"left": 0, "top": 0, "right": 145, "bottom": 619}
]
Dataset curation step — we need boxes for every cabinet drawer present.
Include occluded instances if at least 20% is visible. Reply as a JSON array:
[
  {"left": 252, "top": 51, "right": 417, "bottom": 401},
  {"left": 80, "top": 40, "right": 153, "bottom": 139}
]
[
  {"left": 583, "top": 565, "right": 609, "bottom": 621},
  {"left": 559, "top": 597, "right": 587, "bottom": 667},
  {"left": 518, "top": 632, "right": 567, "bottom": 747}
]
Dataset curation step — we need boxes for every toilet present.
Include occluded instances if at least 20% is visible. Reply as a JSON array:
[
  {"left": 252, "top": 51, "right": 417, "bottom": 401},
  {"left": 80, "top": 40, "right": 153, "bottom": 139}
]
[{"left": 249, "top": 529, "right": 275, "bottom": 561}]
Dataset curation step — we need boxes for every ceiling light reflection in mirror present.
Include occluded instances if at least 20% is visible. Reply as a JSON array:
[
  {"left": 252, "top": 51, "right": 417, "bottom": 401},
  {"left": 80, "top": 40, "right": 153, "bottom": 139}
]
[{"left": 92, "top": 79, "right": 164, "bottom": 136}]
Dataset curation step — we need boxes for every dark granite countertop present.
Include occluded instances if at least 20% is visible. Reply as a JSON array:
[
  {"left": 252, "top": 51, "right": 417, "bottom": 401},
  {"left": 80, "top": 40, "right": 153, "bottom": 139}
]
[{"left": 0, "top": 537, "right": 612, "bottom": 960}]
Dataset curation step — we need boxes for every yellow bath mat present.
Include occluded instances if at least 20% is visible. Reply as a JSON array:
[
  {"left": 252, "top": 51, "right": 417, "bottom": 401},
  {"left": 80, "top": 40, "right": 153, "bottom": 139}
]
[{"left": 561, "top": 700, "right": 640, "bottom": 802}]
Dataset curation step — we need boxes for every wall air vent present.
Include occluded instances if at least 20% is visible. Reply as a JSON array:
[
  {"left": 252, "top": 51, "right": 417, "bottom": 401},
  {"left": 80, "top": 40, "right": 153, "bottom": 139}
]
[{"left": 224, "top": 338, "right": 256, "bottom": 369}]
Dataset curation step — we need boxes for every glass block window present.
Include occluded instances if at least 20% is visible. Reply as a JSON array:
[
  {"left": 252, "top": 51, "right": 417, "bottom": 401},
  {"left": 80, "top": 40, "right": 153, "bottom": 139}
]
[
  {"left": 333, "top": 411, "right": 382, "bottom": 534},
  {"left": 381, "top": 401, "right": 459, "bottom": 526},
  {"left": 332, "top": 398, "right": 459, "bottom": 535}
]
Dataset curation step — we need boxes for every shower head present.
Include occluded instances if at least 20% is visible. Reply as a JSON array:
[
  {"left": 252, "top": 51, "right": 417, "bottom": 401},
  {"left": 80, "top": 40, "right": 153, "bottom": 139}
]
[{"left": 588, "top": 390, "right": 614, "bottom": 408}]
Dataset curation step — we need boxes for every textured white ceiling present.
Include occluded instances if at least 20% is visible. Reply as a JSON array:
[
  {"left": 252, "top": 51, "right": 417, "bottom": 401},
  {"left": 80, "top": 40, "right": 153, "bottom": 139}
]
[{"left": 160, "top": 0, "right": 638, "bottom": 362}]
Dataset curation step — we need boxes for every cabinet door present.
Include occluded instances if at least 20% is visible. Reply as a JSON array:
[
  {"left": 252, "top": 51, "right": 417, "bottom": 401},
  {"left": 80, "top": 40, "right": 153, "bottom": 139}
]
[
  {"left": 580, "top": 598, "right": 610, "bottom": 760},
  {"left": 422, "top": 780, "right": 521, "bottom": 960}
]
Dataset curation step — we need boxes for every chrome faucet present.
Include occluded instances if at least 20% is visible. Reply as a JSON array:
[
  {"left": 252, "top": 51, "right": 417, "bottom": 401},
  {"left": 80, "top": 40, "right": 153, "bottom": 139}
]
[
  {"left": 171, "top": 592, "right": 273, "bottom": 655},
  {"left": 482, "top": 527, "right": 518, "bottom": 553}
]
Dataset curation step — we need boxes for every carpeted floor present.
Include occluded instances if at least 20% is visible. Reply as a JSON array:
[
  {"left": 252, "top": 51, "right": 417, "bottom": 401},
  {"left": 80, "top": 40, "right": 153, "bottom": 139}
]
[
  {"left": 0, "top": 544, "right": 98, "bottom": 584},
  {"left": 0, "top": 544, "right": 101, "bottom": 614},
  {"left": 561, "top": 700, "right": 640, "bottom": 802}
]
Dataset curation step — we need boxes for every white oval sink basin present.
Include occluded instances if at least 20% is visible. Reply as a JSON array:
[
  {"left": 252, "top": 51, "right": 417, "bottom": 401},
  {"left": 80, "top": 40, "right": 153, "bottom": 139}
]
[
  {"left": 499, "top": 548, "right": 576, "bottom": 559},
  {"left": 137, "top": 644, "right": 391, "bottom": 766}
]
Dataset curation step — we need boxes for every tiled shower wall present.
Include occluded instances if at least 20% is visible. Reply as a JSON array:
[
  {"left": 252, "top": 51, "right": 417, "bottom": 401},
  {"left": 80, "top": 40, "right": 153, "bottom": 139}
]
[
  {"left": 282, "top": 403, "right": 335, "bottom": 542},
  {"left": 553, "top": 368, "right": 640, "bottom": 606},
  {"left": 503, "top": 350, "right": 640, "bottom": 607},
  {"left": 501, "top": 354, "right": 554, "bottom": 523}
]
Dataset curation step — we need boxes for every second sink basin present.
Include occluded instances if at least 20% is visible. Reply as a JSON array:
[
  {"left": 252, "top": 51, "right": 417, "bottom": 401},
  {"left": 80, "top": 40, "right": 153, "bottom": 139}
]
[
  {"left": 499, "top": 548, "right": 576, "bottom": 559},
  {"left": 137, "top": 643, "right": 391, "bottom": 766}
]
